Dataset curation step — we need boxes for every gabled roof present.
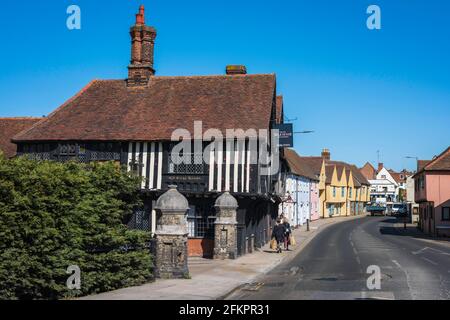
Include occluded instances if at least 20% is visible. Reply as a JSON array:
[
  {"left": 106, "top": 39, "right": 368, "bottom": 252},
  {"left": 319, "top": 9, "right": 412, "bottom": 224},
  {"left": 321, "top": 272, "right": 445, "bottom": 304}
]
[
  {"left": 13, "top": 74, "right": 276, "bottom": 142},
  {"left": 294, "top": 155, "right": 371, "bottom": 186},
  {"left": 360, "top": 162, "right": 376, "bottom": 180},
  {"left": 362, "top": 162, "right": 375, "bottom": 170},
  {"left": 388, "top": 170, "right": 402, "bottom": 184},
  {"left": 351, "top": 165, "right": 371, "bottom": 186},
  {"left": 327, "top": 160, "right": 370, "bottom": 186},
  {"left": 0, "top": 118, "right": 43, "bottom": 158},
  {"left": 324, "top": 165, "right": 336, "bottom": 184},
  {"left": 283, "top": 148, "right": 318, "bottom": 181},
  {"left": 415, "top": 146, "right": 450, "bottom": 175},
  {"left": 417, "top": 160, "right": 431, "bottom": 172}
]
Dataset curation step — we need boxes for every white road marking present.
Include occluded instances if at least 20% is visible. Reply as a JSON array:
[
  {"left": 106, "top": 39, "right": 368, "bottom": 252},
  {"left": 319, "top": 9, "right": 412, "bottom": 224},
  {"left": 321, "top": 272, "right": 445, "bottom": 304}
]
[
  {"left": 413, "top": 247, "right": 430, "bottom": 255},
  {"left": 413, "top": 247, "right": 450, "bottom": 256},
  {"left": 392, "top": 260, "right": 402, "bottom": 268},
  {"left": 421, "top": 257, "right": 438, "bottom": 266},
  {"left": 392, "top": 259, "right": 415, "bottom": 299},
  {"left": 370, "top": 296, "right": 394, "bottom": 300}
]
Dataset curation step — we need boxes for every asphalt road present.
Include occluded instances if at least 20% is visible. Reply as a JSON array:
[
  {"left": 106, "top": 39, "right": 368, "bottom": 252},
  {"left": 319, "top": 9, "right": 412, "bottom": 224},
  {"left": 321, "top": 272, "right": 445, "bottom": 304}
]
[{"left": 227, "top": 216, "right": 450, "bottom": 300}]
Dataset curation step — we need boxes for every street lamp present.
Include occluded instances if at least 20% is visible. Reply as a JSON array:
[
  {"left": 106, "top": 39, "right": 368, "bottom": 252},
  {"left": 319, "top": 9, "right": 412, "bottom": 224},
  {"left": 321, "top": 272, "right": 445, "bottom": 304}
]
[
  {"left": 294, "top": 130, "right": 315, "bottom": 134},
  {"left": 405, "top": 156, "right": 418, "bottom": 172}
]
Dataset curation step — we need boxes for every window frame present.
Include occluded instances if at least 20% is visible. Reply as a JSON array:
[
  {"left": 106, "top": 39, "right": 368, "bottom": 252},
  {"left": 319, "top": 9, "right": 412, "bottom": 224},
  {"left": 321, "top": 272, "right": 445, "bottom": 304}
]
[{"left": 442, "top": 207, "right": 450, "bottom": 222}]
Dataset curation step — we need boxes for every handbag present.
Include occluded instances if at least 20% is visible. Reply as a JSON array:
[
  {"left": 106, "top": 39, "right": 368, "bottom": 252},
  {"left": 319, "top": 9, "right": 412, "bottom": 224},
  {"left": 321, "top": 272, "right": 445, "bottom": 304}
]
[
  {"left": 270, "top": 238, "right": 277, "bottom": 250},
  {"left": 290, "top": 235, "right": 296, "bottom": 246}
]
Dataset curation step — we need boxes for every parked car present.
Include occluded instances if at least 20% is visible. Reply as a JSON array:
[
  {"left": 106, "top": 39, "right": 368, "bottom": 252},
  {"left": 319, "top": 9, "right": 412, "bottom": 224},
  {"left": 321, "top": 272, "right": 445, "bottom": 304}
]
[{"left": 392, "top": 203, "right": 407, "bottom": 216}]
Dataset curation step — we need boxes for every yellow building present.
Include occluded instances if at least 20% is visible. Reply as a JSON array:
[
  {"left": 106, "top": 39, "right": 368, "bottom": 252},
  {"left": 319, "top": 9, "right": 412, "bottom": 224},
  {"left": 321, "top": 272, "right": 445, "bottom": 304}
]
[{"left": 302, "top": 149, "right": 371, "bottom": 218}]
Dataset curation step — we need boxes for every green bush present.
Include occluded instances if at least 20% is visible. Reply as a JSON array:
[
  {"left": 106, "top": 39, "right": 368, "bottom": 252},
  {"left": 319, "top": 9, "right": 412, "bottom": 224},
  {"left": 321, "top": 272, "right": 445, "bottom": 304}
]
[{"left": 0, "top": 155, "right": 153, "bottom": 300}]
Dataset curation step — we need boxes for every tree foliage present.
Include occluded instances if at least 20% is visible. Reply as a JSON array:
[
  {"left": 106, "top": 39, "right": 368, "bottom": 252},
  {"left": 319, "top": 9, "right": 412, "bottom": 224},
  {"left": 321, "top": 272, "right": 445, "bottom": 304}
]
[{"left": 0, "top": 155, "right": 152, "bottom": 300}]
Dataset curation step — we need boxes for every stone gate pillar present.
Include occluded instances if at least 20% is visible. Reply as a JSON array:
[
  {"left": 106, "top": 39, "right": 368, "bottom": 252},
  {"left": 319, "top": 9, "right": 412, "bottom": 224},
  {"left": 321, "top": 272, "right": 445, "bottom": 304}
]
[
  {"left": 214, "top": 192, "right": 238, "bottom": 260},
  {"left": 154, "top": 185, "right": 189, "bottom": 279}
]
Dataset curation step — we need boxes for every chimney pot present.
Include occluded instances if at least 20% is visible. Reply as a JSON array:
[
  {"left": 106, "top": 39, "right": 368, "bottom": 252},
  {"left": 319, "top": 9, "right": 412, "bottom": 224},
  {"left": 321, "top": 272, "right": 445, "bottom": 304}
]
[
  {"left": 226, "top": 65, "right": 247, "bottom": 75},
  {"left": 321, "top": 148, "right": 331, "bottom": 160},
  {"left": 128, "top": 5, "right": 157, "bottom": 86},
  {"left": 135, "top": 5, "right": 145, "bottom": 25}
]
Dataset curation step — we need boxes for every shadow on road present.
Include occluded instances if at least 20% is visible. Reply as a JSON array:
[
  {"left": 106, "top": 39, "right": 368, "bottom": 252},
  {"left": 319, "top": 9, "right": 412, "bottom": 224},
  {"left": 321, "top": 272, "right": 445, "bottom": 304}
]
[{"left": 378, "top": 217, "right": 450, "bottom": 243}]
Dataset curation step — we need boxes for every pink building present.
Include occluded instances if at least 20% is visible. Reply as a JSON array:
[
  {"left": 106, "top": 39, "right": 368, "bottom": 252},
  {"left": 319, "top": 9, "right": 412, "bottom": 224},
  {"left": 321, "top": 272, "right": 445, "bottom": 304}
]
[
  {"left": 281, "top": 149, "right": 321, "bottom": 226},
  {"left": 310, "top": 180, "right": 320, "bottom": 221},
  {"left": 414, "top": 146, "right": 450, "bottom": 237}
]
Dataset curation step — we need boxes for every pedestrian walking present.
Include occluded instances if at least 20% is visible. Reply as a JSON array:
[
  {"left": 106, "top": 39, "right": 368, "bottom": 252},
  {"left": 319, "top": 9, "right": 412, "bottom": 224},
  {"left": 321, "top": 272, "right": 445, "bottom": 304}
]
[
  {"left": 271, "top": 219, "right": 286, "bottom": 253},
  {"left": 283, "top": 217, "right": 292, "bottom": 251}
]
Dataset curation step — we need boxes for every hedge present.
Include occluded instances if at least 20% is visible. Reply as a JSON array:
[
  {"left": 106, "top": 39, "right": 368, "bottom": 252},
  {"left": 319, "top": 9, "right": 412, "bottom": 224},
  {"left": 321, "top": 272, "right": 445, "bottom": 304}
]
[{"left": 0, "top": 154, "right": 153, "bottom": 300}]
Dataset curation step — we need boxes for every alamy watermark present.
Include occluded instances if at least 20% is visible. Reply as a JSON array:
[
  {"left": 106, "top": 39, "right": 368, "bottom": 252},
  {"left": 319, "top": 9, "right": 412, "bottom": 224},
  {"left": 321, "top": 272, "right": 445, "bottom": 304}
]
[
  {"left": 367, "top": 5, "right": 381, "bottom": 30},
  {"left": 366, "top": 265, "right": 381, "bottom": 290},
  {"left": 66, "top": 265, "right": 81, "bottom": 290},
  {"left": 67, "top": 5, "right": 81, "bottom": 30},
  {"left": 170, "top": 121, "right": 280, "bottom": 176}
]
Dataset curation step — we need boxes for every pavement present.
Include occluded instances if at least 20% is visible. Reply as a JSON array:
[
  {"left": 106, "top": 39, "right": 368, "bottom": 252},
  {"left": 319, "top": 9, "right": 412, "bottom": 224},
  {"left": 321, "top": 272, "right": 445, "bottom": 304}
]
[
  {"left": 80, "top": 215, "right": 363, "bottom": 300},
  {"left": 227, "top": 216, "right": 450, "bottom": 300}
]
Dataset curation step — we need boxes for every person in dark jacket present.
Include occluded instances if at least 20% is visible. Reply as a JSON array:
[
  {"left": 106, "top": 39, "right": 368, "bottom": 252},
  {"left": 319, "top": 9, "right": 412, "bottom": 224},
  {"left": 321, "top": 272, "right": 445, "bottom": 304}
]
[
  {"left": 283, "top": 217, "right": 292, "bottom": 251},
  {"left": 271, "top": 219, "right": 286, "bottom": 253}
]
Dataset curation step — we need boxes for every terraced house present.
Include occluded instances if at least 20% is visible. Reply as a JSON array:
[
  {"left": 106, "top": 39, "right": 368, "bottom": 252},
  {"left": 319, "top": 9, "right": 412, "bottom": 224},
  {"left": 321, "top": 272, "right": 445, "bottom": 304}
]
[
  {"left": 279, "top": 148, "right": 320, "bottom": 227},
  {"left": 414, "top": 146, "right": 450, "bottom": 237},
  {"left": 302, "top": 149, "right": 371, "bottom": 218},
  {"left": 8, "top": 6, "right": 285, "bottom": 259}
]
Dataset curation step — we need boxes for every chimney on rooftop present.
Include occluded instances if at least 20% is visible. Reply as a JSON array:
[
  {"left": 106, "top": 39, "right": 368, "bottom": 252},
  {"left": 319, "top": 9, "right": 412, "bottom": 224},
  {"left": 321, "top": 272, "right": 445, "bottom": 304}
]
[
  {"left": 321, "top": 148, "right": 330, "bottom": 161},
  {"left": 128, "top": 5, "right": 157, "bottom": 87},
  {"left": 226, "top": 65, "right": 247, "bottom": 75},
  {"left": 378, "top": 163, "right": 384, "bottom": 173}
]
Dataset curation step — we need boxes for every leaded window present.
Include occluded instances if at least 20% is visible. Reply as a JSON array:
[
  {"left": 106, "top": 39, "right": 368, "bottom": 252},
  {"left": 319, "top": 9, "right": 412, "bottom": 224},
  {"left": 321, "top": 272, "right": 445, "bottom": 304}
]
[
  {"left": 60, "top": 144, "right": 68, "bottom": 155},
  {"left": 187, "top": 205, "right": 215, "bottom": 238},
  {"left": 169, "top": 153, "right": 205, "bottom": 174}
]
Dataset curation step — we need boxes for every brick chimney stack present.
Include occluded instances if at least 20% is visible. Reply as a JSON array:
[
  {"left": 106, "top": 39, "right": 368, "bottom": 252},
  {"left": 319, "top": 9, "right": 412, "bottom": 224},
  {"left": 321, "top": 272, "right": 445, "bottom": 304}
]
[
  {"left": 321, "top": 148, "right": 331, "bottom": 161},
  {"left": 378, "top": 163, "right": 384, "bottom": 173},
  {"left": 128, "top": 5, "right": 157, "bottom": 87}
]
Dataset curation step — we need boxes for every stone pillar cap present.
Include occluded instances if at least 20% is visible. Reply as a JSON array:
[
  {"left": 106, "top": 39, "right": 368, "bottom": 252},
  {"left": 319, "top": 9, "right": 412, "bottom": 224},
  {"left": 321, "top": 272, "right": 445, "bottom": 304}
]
[
  {"left": 215, "top": 192, "right": 238, "bottom": 209},
  {"left": 155, "top": 185, "right": 189, "bottom": 212}
]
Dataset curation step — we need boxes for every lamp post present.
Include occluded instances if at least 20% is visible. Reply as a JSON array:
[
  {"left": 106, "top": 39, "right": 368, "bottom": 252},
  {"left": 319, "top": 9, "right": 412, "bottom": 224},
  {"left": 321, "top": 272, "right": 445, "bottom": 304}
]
[{"left": 405, "top": 155, "right": 419, "bottom": 173}]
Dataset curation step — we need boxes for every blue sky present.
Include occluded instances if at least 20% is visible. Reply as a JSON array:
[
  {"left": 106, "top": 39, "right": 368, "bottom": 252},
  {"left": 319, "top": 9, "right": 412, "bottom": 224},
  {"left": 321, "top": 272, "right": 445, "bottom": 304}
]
[{"left": 0, "top": 0, "right": 449, "bottom": 171}]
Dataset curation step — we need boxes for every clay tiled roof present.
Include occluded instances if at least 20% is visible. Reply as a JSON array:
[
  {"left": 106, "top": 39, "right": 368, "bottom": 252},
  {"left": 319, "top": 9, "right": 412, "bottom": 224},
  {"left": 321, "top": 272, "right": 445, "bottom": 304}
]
[
  {"left": 0, "top": 118, "right": 43, "bottom": 158},
  {"left": 388, "top": 170, "right": 402, "bottom": 184},
  {"left": 360, "top": 162, "right": 376, "bottom": 180},
  {"left": 295, "top": 156, "right": 370, "bottom": 187},
  {"left": 13, "top": 74, "right": 276, "bottom": 142},
  {"left": 324, "top": 165, "right": 335, "bottom": 184},
  {"left": 301, "top": 157, "right": 324, "bottom": 175},
  {"left": 283, "top": 148, "right": 318, "bottom": 181},
  {"left": 421, "top": 146, "right": 450, "bottom": 172},
  {"left": 417, "top": 160, "right": 430, "bottom": 172},
  {"left": 328, "top": 160, "right": 371, "bottom": 186},
  {"left": 275, "top": 95, "right": 284, "bottom": 124},
  {"left": 351, "top": 165, "right": 371, "bottom": 187}
]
